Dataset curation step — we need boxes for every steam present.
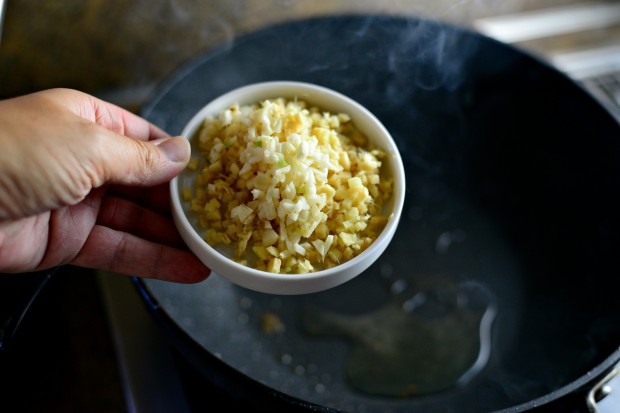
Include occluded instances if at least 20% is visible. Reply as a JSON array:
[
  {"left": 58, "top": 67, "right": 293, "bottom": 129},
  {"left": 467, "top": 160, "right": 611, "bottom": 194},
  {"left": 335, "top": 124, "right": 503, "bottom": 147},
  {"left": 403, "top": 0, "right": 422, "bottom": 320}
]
[
  {"left": 386, "top": 17, "right": 481, "bottom": 93},
  {"left": 124, "top": 0, "right": 486, "bottom": 101}
]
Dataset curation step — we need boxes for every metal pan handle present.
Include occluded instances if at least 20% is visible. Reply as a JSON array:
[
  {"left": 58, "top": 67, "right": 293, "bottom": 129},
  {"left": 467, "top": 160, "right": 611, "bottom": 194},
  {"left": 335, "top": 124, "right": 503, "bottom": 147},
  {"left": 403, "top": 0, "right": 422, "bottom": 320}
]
[{"left": 587, "top": 363, "right": 620, "bottom": 413}]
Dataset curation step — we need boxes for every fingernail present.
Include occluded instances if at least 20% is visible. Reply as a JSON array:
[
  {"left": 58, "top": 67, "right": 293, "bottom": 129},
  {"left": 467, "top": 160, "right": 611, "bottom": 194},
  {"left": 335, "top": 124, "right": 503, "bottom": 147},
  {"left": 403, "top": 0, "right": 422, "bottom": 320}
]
[{"left": 155, "top": 137, "right": 189, "bottom": 163}]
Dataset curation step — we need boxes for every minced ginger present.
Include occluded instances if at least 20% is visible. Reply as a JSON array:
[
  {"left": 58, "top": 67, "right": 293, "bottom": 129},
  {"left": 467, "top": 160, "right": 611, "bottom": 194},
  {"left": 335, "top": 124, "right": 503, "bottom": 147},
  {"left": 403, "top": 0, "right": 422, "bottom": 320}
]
[{"left": 183, "top": 97, "right": 393, "bottom": 274}]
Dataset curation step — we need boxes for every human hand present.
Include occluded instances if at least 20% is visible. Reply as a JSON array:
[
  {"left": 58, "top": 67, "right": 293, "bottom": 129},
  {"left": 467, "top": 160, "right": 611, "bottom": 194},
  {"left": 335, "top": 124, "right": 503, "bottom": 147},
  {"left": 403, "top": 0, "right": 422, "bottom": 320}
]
[{"left": 0, "top": 88, "right": 210, "bottom": 282}]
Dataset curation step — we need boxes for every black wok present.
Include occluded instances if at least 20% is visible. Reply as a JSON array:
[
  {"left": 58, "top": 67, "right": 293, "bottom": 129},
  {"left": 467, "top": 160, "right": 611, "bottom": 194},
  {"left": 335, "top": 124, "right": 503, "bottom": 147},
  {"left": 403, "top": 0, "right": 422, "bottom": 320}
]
[{"left": 135, "top": 15, "right": 620, "bottom": 413}]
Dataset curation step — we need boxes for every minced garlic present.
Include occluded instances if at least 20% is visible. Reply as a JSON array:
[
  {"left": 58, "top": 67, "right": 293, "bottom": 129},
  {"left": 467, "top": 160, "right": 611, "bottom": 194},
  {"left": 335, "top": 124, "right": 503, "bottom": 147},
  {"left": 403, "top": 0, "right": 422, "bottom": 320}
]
[{"left": 185, "top": 97, "right": 393, "bottom": 274}]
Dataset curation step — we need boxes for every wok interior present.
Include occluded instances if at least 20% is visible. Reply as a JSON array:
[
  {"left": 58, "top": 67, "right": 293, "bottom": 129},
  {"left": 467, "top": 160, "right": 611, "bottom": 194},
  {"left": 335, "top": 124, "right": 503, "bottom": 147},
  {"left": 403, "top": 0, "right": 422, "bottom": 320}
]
[{"left": 141, "top": 15, "right": 620, "bottom": 413}]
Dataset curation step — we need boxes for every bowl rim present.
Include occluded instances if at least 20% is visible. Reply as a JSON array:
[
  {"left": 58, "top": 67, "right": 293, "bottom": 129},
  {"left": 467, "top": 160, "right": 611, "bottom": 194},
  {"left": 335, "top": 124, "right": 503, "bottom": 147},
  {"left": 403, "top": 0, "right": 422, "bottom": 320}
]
[{"left": 170, "top": 80, "right": 406, "bottom": 293}]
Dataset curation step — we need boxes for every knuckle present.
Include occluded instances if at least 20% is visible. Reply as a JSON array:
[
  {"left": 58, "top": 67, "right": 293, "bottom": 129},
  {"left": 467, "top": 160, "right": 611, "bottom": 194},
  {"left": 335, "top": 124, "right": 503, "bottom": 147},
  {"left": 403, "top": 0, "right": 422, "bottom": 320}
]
[{"left": 136, "top": 142, "right": 160, "bottom": 179}]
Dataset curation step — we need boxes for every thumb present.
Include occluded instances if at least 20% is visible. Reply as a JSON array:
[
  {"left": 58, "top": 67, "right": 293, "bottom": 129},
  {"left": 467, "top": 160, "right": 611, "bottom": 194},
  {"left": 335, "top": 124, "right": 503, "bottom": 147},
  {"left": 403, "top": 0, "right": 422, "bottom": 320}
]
[{"left": 102, "top": 135, "right": 191, "bottom": 187}]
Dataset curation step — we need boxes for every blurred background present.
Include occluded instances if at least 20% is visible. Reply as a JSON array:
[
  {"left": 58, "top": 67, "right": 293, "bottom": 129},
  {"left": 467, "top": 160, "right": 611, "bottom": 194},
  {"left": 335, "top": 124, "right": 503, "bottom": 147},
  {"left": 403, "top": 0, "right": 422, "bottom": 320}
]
[
  {"left": 2, "top": 0, "right": 618, "bottom": 112},
  {"left": 1, "top": 1, "right": 619, "bottom": 412}
]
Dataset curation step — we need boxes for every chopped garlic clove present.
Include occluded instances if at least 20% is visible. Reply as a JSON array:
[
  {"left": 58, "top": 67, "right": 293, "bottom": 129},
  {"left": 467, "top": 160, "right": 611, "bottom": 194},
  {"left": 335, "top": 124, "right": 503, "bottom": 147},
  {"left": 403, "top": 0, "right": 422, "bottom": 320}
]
[{"left": 188, "top": 98, "right": 392, "bottom": 274}]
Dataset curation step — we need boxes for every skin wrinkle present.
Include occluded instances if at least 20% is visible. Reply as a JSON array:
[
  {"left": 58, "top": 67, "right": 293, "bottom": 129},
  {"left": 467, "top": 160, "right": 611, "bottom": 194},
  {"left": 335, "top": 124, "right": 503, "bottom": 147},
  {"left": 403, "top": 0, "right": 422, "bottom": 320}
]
[
  {"left": 128, "top": 138, "right": 162, "bottom": 186},
  {"left": 94, "top": 98, "right": 124, "bottom": 135},
  {"left": 149, "top": 243, "right": 168, "bottom": 280},
  {"left": 137, "top": 141, "right": 160, "bottom": 185},
  {"left": 53, "top": 212, "right": 83, "bottom": 264},
  {"left": 30, "top": 213, "right": 50, "bottom": 268},
  {"left": 109, "top": 231, "right": 130, "bottom": 274},
  {"left": 107, "top": 197, "right": 142, "bottom": 241},
  {"left": 0, "top": 221, "right": 15, "bottom": 266},
  {"left": 0, "top": 120, "right": 33, "bottom": 217},
  {"left": 56, "top": 145, "right": 92, "bottom": 206},
  {"left": 66, "top": 91, "right": 98, "bottom": 126},
  {"left": 81, "top": 126, "right": 112, "bottom": 188},
  {"left": 0, "top": 214, "right": 48, "bottom": 271},
  {"left": 0, "top": 169, "right": 21, "bottom": 219},
  {"left": 101, "top": 195, "right": 120, "bottom": 231},
  {"left": 39, "top": 189, "right": 101, "bottom": 268}
]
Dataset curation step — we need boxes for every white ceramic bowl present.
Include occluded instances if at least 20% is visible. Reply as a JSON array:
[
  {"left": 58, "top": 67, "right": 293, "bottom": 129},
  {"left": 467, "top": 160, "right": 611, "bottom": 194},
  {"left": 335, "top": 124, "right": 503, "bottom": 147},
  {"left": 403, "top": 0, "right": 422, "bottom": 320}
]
[{"left": 170, "top": 81, "right": 405, "bottom": 295}]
